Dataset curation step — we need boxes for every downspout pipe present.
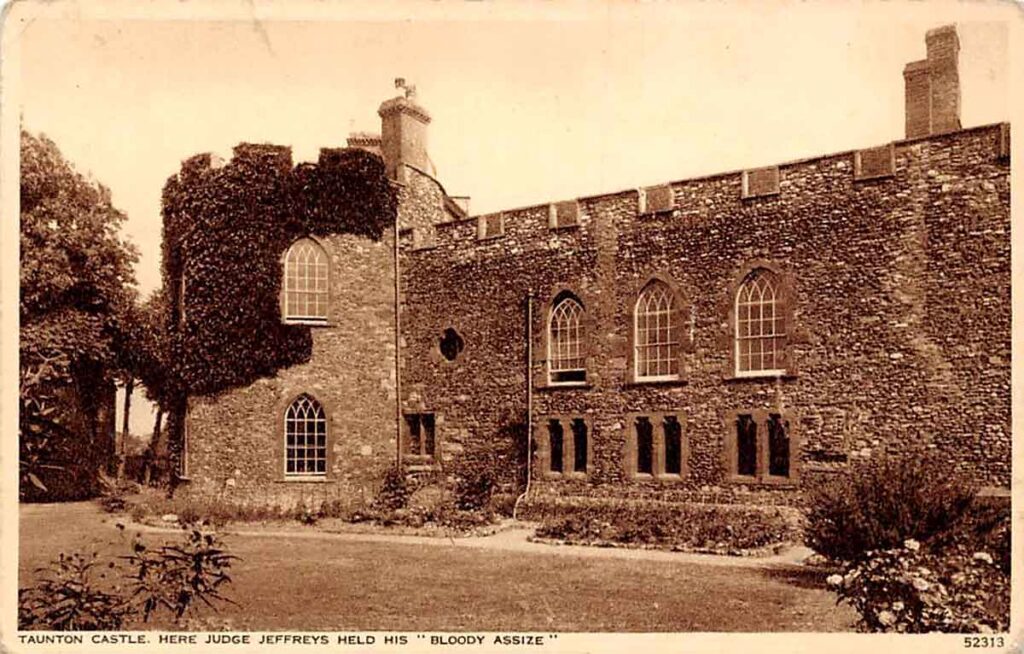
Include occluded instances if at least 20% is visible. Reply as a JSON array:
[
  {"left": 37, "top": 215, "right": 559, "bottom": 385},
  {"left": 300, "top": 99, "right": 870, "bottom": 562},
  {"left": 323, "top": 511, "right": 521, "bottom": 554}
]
[
  {"left": 394, "top": 175, "right": 403, "bottom": 469},
  {"left": 513, "top": 289, "right": 534, "bottom": 521}
]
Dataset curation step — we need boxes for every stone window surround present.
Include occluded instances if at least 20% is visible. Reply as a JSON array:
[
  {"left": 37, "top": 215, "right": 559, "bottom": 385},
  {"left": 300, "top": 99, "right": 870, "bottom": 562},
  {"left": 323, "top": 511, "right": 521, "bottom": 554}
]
[
  {"left": 279, "top": 235, "right": 333, "bottom": 327},
  {"left": 537, "top": 285, "right": 596, "bottom": 389},
  {"left": 536, "top": 414, "right": 593, "bottom": 480},
  {"left": 427, "top": 319, "right": 471, "bottom": 366},
  {"left": 722, "top": 260, "right": 800, "bottom": 381},
  {"left": 625, "top": 272, "right": 693, "bottom": 386},
  {"left": 722, "top": 408, "right": 800, "bottom": 486},
  {"left": 274, "top": 392, "right": 336, "bottom": 483},
  {"left": 623, "top": 411, "right": 689, "bottom": 482},
  {"left": 402, "top": 411, "right": 441, "bottom": 465}
]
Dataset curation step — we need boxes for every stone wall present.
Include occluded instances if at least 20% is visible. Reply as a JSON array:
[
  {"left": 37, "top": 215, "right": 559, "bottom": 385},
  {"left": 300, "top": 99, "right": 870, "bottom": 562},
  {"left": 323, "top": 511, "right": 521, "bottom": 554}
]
[
  {"left": 399, "top": 124, "right": 1011, "bottom": 505},
  {"left": 183, "top": 231, "right": 398, "bottom": 508}
]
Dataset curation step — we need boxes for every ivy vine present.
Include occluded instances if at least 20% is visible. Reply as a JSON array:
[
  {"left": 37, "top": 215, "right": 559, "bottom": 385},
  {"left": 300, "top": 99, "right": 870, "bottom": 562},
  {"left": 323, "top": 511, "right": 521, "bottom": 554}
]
[{"left": 161, "top": 144, "right": 396, "bottom": 399}]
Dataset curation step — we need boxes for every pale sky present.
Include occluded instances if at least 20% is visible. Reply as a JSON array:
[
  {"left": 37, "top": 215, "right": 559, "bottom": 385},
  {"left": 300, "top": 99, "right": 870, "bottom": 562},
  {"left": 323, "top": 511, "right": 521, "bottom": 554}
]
[{"left": 12, "top": 2, "right": 1015, "bottom": 434}]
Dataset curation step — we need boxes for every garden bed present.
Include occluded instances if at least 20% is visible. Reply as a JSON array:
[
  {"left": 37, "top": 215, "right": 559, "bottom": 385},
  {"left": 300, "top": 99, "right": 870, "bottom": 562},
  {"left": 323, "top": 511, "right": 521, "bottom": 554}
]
[
  {"left": 522, "top": 496, "right": 803, "bottom": 556},
  {"left": 108, "top": 487, "right": 510, "bottom": 539}
]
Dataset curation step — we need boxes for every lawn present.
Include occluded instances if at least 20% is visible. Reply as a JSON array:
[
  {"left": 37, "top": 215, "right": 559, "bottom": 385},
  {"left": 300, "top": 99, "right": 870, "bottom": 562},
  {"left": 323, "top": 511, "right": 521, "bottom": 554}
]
[{"left": 19, "top": 502, "right": 856, "bottom": 632}]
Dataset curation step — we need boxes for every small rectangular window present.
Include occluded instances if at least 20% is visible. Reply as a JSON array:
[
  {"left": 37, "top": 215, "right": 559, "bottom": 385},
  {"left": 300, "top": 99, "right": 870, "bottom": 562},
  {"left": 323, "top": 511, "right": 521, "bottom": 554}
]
[
  {"left": 742, "top": 166, "right": 780, "bottom": 199},
  {"left": 548, "top": 420, "right": 564, "bottom": 473},
  {"left": 854, "top": 144, "right": 895, "bottom": 180},
  {"left": 406, "top": 415, "right": 421, "bottom": 454},
  {"left": 423, "top": 414, "right": 436, "bottom": 457},
  {"left": 736, "top": 414, "right": 758, "bottom": 477},
  {"left": 571, "top": 418, "right": 588, "bottom": 473},
  {"left": 663, "top": 415, "right": 682, "bottom": 475},
  {"left": 404, "top": 413, "right": 436, "bottom": 459},
  {"left": 636, "top": 417, "right": 653, "bottom": 474},
  {"left": 767, "top": 413, "right": 789, "bottom": 477}
]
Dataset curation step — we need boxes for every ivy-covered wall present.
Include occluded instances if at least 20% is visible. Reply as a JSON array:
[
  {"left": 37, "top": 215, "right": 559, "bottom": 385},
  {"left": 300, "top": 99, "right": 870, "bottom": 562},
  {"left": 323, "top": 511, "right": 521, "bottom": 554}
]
[{"left": 161, "top": 144, "right": 399, "bottom": 504}]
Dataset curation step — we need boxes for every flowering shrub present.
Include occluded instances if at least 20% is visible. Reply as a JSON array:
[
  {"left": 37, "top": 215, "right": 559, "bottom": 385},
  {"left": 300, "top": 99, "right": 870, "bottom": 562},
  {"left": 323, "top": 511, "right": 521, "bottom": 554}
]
[
  {"left": 827, "top": 537, "right": 1009, "bottom": 633},
  {"left": 528, "top": 497, "right": 800, "bottom": 553}
]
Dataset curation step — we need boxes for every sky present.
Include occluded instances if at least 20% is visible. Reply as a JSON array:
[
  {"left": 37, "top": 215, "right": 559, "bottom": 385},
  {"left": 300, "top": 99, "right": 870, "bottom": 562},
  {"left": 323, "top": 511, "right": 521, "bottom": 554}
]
[{"left": 12, "top": 2, "right": 1016, "bottom": 434}]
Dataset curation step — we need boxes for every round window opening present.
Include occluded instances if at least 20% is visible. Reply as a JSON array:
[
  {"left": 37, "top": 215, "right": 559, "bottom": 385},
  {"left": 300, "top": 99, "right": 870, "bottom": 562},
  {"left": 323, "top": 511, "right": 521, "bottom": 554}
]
[{"left": 440, "top": 328, "right": 465, "bottom": 362}]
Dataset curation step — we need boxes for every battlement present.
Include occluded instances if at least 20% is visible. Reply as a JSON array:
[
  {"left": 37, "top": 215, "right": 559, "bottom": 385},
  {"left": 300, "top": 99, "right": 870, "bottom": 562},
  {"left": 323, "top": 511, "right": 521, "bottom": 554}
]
[{"left": 399, "top": 123, "right": 1009, "bottom": 257}]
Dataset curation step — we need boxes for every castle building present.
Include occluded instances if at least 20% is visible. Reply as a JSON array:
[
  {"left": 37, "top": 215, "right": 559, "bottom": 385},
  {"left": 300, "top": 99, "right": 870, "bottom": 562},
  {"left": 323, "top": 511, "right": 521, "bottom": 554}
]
[{"left": 169, "top": 26, "right": 1010, "bottom": 509}]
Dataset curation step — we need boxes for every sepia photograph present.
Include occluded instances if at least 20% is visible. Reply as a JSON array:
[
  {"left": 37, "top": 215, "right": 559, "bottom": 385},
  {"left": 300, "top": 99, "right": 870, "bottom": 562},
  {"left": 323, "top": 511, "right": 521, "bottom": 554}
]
[{"left": 2, "top": 1, "right": 1018, "bottom": 651}]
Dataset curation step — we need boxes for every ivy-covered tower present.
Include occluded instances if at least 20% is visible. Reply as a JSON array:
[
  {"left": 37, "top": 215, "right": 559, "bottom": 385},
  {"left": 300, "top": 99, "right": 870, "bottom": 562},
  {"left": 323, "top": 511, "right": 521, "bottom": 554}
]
[{"left": 161, "top": 80, "right": 468, "bottom": 507}]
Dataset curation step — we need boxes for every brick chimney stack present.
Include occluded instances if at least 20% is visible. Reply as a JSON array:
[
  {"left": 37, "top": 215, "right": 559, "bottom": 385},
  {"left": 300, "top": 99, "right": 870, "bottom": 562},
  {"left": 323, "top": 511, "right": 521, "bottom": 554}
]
[
  {"left": 378, "top": 79, "right": 431, "bottom": 180},
  {"left": 904, "top": 25, "right": 961, "bottom": 139}
]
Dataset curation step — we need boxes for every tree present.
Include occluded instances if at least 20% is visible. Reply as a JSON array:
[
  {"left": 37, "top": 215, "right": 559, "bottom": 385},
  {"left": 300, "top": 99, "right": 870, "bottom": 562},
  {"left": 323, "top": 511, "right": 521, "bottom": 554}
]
[
  {"left": 123, "top": 290, "right": 174, "bottom": 483},
  {"left": 20, "top": 130, "right": 138, "bottom": 500}
]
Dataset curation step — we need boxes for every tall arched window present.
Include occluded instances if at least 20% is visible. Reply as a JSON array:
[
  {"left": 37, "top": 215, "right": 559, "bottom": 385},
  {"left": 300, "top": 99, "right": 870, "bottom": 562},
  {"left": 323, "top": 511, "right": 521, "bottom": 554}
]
[
  {"left": 735, "top": 268, "right": 786, "bottom": 376},
  {"left": 284, "top": 394, "right": 327, "bottom": 476},
  {"left": 283, "top": 238, "right": 329, "bottom": 322},
  {"left": 634, "top": 280, "right": 679, "bottom": 380},
  {"left": 548, "top": 293, "right": 586, "bottom": 384}
]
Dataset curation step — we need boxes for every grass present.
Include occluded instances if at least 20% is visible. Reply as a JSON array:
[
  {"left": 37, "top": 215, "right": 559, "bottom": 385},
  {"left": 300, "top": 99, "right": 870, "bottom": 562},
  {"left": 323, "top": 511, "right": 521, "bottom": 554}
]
[{"left": 20, "top": 501, "right": 856, "bottom": 632}]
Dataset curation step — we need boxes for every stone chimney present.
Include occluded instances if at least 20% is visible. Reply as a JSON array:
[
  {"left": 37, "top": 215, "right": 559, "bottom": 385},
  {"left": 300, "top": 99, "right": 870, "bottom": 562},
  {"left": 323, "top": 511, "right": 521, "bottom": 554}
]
[
  {"left": 346, "top": 132, "right": 382, "bottom": 157},
  {"left": 378, "top": 79, "right": 431, "bottom": 179},
  {"left": 904, "top": 25, "right": 961, "bottom": 139}
]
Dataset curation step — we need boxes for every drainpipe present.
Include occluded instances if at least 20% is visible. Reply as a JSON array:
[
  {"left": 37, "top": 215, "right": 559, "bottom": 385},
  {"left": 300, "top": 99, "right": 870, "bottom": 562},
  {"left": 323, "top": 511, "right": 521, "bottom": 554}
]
[
  {"left": 513, "top": 289, "right": 534, "bottom": 521},
  {"left": 394, "top": 175, "right": 403, "bottom": 469}
]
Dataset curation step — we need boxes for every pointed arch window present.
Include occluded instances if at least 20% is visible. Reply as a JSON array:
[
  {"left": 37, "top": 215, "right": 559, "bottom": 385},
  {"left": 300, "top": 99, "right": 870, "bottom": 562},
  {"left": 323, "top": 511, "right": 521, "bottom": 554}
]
[
  {"left": 634, "top": 280, "right": 680, "bottom": 380},
  {"left": 284, "top": 394, "right": 327, "bottom": 477},
  {"left": 283, "top": 238, "right": 329, "bottom": 322},
  {"left": 735, "top": 268, "right": 786, "bottom": 376},
  {"left": 548, "top": 293, "right": 586, "bottom": 384}
]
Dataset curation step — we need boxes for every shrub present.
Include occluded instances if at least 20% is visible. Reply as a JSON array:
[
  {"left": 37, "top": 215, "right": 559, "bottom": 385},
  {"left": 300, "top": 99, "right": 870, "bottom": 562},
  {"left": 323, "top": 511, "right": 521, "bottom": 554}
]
[
  {"left": 527, "top": 497, "right": 799, "bottom": 553},
  {"left": 293, "top": 503, "right": 318, "bottom": 526},
  {"left": 373, "top": 466, "right": 409, "bottom": 511},
  {"left": 827, "top": 536, "right": 1009, "bottom": 633},
  {"left": 19, "top": 527, "right": 240, "bottom": 630},
  {"left": 19, "top": 553, "right": 132, "bottom": 630},
  {"left": 123, "top": 527, "right": 239, "bottom": 622},
  {"left": 805, "top": 454, "right": 976, "bottom": 562},
  {"left": 453, "top": 467, "right": 496, "bottom": 511},
  {"left": 100, "top": 494, "right": 127, "bottom": 514}
]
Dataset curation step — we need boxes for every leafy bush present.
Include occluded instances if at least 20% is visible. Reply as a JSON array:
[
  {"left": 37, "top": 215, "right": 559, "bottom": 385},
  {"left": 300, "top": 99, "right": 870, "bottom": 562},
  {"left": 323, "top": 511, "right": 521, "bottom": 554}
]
[
  {"left": 123, "top": 528, "right": 239, "bottom": 622},
  {"left": 19, "top": 553, "right": 132, "bottom": 630},
  {"left": 527, "top": 497, "right": 799, "bottom": 553},
  {"left": 805, "top": 455, "right": 976, "bottom": 562},
  {"left": 293, "top": 503, "right": 318, "bottom": 526},
  {"left": 453, "top": 467, "right": 497, "bottom": 511},
  {"left": 827, "top": 536, "right": 1009, "bottom": 633},
  {"left": 100, "top": 493, "right": 127, "bottom": 513},
  {"left": 19, "top": 527, "right": 239, "bottom": 630},
  {"left": 373, "top": 466, "right": 409, "bottom": 511}
]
